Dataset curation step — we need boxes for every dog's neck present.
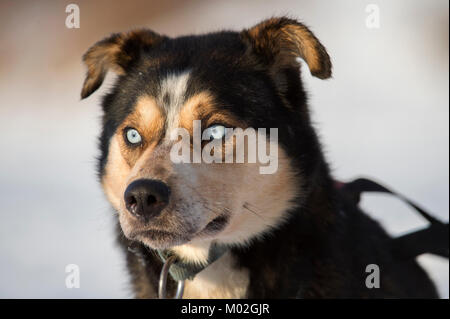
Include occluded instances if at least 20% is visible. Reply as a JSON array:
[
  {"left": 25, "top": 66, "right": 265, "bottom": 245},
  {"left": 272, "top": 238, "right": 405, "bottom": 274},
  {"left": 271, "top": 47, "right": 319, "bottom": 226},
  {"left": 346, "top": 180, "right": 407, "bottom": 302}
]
[{"left": 156, "top": 241, "right": 246, "bottom": 298}]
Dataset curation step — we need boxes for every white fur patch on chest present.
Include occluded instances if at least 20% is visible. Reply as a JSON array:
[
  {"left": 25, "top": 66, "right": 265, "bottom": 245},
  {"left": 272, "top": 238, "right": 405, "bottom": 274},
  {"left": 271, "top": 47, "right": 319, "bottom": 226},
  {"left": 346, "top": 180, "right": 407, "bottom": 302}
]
[{"left": 182, "top": 251, "right": 249, "bottom": 299}]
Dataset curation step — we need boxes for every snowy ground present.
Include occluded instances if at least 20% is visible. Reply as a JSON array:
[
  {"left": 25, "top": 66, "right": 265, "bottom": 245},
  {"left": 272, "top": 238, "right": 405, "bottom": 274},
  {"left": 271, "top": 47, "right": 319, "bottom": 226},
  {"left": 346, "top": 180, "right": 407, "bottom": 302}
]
[{"left": 0, "top": 0, "right": 448, "bottom": 298}]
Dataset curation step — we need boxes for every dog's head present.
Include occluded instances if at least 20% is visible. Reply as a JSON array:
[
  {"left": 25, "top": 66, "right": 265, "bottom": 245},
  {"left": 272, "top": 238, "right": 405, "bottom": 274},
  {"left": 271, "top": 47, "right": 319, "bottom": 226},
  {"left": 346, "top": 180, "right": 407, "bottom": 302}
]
[{"left": 81, "top": 17, "right": 331, "bottom": 251}]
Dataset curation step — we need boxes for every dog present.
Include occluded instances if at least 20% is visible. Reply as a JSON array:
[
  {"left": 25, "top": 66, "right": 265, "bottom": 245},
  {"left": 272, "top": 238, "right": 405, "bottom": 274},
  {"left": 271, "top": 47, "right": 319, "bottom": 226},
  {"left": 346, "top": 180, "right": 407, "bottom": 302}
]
[{"left": 81, "top": 17, "right": 438, "bottom": 298}]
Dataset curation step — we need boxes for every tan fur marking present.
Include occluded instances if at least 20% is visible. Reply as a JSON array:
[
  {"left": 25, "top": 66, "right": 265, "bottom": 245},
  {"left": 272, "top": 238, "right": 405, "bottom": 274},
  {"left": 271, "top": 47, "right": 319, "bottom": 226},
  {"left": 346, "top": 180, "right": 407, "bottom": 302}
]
[
  {"left": 179, "top": 92, "right": 244, "bottom": 131},
  {"left": 281, "top": 25, "right": 320, "bottom": 74},
  {"left": 102, "top": 136, "right": 131, "bottom": 210},
  {"left": 117, "top": 96, "right": 165, "bottom": 166}
]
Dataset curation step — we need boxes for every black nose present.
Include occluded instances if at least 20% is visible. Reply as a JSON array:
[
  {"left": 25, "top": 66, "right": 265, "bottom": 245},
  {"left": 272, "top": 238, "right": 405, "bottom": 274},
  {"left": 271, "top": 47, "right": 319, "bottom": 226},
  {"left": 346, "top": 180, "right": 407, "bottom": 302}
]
[{"left": 124, "top": 179, "right": 170, "bottom": 221}]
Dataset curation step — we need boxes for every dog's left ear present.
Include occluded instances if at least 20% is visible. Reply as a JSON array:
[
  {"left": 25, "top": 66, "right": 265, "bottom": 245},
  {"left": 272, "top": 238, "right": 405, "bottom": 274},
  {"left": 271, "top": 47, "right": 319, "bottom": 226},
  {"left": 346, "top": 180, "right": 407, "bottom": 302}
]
[
  {"left": 81, "top": 29, "right": 165, "bottom": 99},
  {"left": 241, "top": 17, "right": 332, "bottom": 79}
]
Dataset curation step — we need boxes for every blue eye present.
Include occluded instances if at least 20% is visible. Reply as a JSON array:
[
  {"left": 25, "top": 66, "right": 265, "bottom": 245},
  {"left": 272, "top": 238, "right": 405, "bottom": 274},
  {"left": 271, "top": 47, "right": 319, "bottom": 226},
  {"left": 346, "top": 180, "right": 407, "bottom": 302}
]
[
  {"left": 204, "top": 125, "right": 226, "bottom": 140},
  {"left": 125, "top": 128, "right": 142, "bottom": 145}
]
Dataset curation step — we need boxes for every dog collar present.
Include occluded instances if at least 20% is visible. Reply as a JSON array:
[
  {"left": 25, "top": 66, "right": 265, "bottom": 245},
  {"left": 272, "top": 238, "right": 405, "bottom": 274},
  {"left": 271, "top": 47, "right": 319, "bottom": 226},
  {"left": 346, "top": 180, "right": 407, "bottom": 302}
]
[
  {"left": 156, "top": 243, "right": 228, "bottom": 298},
  {"left": 156, "top": 243, "right": 228, "bottom": 282}
]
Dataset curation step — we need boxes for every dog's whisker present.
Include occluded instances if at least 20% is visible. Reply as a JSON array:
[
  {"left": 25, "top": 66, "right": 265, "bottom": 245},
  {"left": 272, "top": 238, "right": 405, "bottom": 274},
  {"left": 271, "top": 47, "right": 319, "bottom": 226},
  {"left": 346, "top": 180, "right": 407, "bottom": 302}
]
[
  {"left": 202, "top": 205, "right": 222, "bottom": 215},
  {"left": 242, "top": 202, "right": 267, "bottom": 221},
  {"left": 243, "top": 201, "right": 264, "bottom": 211}
]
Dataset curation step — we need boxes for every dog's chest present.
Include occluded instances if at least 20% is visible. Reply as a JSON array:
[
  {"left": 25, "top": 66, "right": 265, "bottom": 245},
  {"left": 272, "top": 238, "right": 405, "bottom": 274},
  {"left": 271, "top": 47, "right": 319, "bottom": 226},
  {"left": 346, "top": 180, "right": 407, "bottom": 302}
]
[{"left": 182, "top": 252, "right": 249, "bottom": 299}]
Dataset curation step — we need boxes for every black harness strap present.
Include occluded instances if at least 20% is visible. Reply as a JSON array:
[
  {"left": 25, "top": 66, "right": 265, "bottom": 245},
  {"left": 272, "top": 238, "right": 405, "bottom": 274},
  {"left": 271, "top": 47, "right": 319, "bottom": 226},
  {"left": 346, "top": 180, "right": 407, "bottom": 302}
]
[{"left": 337, "top": 178, "right": 449, "bottom": 259}]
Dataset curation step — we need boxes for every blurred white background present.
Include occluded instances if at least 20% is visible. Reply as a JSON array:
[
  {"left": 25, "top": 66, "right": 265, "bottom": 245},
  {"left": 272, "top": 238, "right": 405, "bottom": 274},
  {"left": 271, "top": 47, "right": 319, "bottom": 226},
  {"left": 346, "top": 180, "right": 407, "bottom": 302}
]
[{"left": 0, "top": 0, "right": 448, "bottom": 298}]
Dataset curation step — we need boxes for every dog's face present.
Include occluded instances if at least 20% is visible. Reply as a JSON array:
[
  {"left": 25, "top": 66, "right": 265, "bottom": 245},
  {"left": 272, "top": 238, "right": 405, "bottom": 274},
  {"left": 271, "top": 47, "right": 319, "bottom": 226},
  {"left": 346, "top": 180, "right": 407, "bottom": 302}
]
[{"left": 81, "top": 17, "right": 331, "bottom": 250}]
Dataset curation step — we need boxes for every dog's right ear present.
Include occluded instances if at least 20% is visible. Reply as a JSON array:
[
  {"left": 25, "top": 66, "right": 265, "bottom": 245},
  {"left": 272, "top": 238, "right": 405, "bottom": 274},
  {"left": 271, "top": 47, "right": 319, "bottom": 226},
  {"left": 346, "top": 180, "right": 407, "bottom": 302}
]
[{"left": 81, "top": 30, "right": 165, "bottom": 99}]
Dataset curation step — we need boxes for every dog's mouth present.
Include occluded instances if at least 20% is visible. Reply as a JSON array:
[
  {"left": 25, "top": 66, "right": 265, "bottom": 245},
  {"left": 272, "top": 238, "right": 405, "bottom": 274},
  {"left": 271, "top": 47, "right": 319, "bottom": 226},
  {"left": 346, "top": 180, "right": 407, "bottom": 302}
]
[
  {"left": 133, "top": 228, "right": 190, "bottom": 249},
  {"left": 137, "top": 229, "right": 179, "bottom": 241},
  {"left": 130, "top": 214, "right": 229, "bottom": 249},
  {"left": 198, "top": 214, "right": 229, "bottom": 236}
]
